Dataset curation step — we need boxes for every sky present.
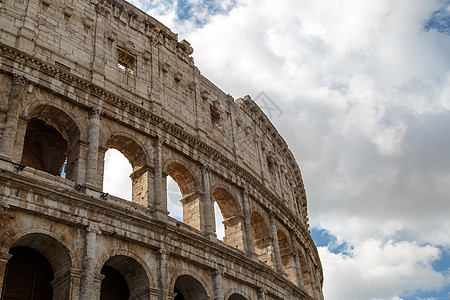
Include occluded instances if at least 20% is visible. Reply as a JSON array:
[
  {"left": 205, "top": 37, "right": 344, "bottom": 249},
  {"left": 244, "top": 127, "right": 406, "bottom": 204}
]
[{"left": 103, "top": 1, "right": 450, "bottom": 299}]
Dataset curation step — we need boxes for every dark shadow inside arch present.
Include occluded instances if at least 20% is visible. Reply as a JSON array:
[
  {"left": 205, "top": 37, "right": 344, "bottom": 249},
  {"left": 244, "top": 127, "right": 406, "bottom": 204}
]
[
  {"left": 2, "top": 246, "right": 54, "bottom": 300},
  {"left": 229, "top": 293, "right": 247, "bottom": 300},
  {"left": 174, "top": 275, "right": 207, "bottom": 300},
  {"left": 21, "top": 105, "right": 80, "bottom": 181},
  {"left": 2, "top": 233, "right": 72, "bottom": 299},
  {"left": 100, "top": 255, "right": 150, "bottom": 300}
]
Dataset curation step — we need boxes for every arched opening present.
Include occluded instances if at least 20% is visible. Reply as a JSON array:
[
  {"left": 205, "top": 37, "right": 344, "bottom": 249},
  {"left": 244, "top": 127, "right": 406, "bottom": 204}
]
[
  {"left": 166, "top": 163, "right": 200, "bottom": 230},
  {"left": 250, "top": 212, "right": 273, "bottom": 268},
  {"left": 229, "top": 293, "right": 247, "bottom": 300},
  {"left": 104, "top": 135, "right": 148, "bottom": 206},
  {"left": 173, "top": 275, "right": 207, "bottom": 300},
  {"left": 100, "top": 266, "right": 130, "bottom": 300},
  {"left": 2, "top": 233, "right": 72, "bottom": 299},
  {"left": 212, "top": 188, "right": 245, "bottom": 251},
  {"left": 214, "top": 201, "right": 225, "bottom": 240},
  {"left": 2, "top": 246, "right": 54, "bottom": 299},
  {"left": 103, "top": 149, "right": 132, "bottom": 200},
  {"left": 277, "top": 230, "right": 296, "bottom": 284},
  {"left": 100, "top": 255, "right": 150, "bottom": 300},
  {"left": 298, "top": 249, "right": 314, "bottom": 296},
  {"left": 167, "top": 175, "right": 183, "bottom": 221},
  {"left": 20, "top": 105, "right": 80, "bottom": 181}
]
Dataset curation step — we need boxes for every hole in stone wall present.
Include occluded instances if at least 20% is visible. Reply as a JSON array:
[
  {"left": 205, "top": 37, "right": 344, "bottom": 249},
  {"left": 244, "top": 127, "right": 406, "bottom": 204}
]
[
  {"left": 214, "top": 201, "right": 225, "bottom": 240},
  {"left": 167, "top": 175, "right": 183, "bottom": 222},
  {"left": 210, "top": 106, "right": 222, "bottom": 129},
  {"left": 117, "top": 48, "right": 135, "bottom": 74},
  {"left": 103, "top": 149, "right": 132, "bottom": 200}
]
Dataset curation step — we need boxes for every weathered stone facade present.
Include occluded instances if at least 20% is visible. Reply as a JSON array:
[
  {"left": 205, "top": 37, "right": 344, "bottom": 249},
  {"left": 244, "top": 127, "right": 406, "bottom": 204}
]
[{"left": 0, "top": 0, "right": 324, "bottom": 299}]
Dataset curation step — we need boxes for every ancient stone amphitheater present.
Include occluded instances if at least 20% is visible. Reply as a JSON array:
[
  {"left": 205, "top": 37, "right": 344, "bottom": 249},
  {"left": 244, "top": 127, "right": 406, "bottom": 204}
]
[{"left": 0, "top": 0, "right": 324, "bottom": 299}]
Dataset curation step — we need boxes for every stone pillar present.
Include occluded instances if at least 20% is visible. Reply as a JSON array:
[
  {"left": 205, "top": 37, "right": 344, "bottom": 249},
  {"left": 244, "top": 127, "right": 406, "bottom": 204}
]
[
  {"left": 85, "top": 108, "right": 101, "bottom": 188},
  {"left": 201, "top": 164, "right": 215, "bottom": 239},
  {"left": 269, "top": 213, "right": 283, "bottom": 273},
  {"left": 0, "top": 75, "right": 27, "bottom": 160},
  {"left": 0, "top": 252, "right": 12, "bottom": 296},
  {"left": 158, "top": 249, "right": 168, "bottom": 300},
  {"left": 212, "top": 270, "right": 224, "bottom": 300},
  {"left": 79, "top": 222, "right": 100, "bottom": 300},
  {"left": 152, "top": 136, "right": 168, "bottom": 220},
  {"left": 290, "top": 231, "right": 305, "bottom": 288},
  {"left": 241, "top": 188, "right": 257, "bottom": 259}
]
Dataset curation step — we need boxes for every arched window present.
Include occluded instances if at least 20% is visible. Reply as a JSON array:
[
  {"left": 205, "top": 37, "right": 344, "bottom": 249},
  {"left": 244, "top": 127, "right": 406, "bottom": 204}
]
[
  {"left": 250, "top": 211, "right": 274, "bottom": 268},
  {"left": 103, "top": 148, "right": 132, "bottom": 200},
  {"left": 174, "top": 275, "right": 208, "bottom": 300},
  {"left": 298, "top": 249, "right": 314, "bottom": 296},
  {"left": 228, "top": 293, "right": 247, "bottom": 300},
  {"left": 167, "top": 175, "right": 183, "bottom": 221},
  {"left": 212, "top": 188, "right": 245, "bottom": 251},
  {"left": 165, "top": 163, "right": 201, "bottom": 230},
  {"left": 277, "top": 230, "right": 297, "bottom": 284},
  {"left": 2, "top": 233, "right": 72, "bottom": 299},
  {"left": 104, "top": 135, "right": 148, "bottom": 206},
  {"left": 20, "top": 105, "right": 80, "bottom": 181},
  {"left": 214, "top": 201, "right": 225, "bottom": 240},
  {"left": 100, "top": 255, "right": 150, "bottom": 300},
  {"left": 2, "top": 247, "right": 54, "bottom": 299}
]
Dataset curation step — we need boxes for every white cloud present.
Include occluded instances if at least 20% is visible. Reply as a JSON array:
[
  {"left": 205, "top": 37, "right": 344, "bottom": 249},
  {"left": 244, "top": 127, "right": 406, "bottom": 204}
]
[
  {"left": 103, "top": 149, "right": 132, "bottom": 200},
  {"left": 319, "top": 240, "right": 448, "bottom": 300}
]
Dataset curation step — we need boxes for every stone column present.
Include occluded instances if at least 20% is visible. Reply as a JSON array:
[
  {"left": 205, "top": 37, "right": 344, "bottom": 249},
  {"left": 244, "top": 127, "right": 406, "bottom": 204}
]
[
  {"left": 201, "top": 164, "right": 215, "bottom": 239},
  {"left": 158, "top": 249, "right": 168, "bottom": 300},
  {"left": 79, "top": 222, "right": 100, "bottom": 300},
  {"left": 152, "top": 136, "right": 168, "bottom": 220},
  {"left": 289, "top": 231, "right": 305, "bottom": 288},
  {"left": 85, "top": 108, "right": 101, "bottom": 188},
  {"left": 269, "top": 213, "right": 283, "bottom": 273},
  {"left": 241, "top": 188, "right": 257, "bottom": 259},
  {"left": 212, "top": 270, "right": 224, "bottom": 300},
  {"left": 0, "top": 253, "right": 12, "bottom": 296},
  {"left": 0, "top": 75, "right": 27, "bottom": 160}
]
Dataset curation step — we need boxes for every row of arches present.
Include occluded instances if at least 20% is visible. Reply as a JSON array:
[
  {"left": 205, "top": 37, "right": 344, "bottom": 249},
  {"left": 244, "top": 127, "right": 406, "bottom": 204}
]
[
  {"left": 0, "top": 233, "right": 250, "bottom": 300},
  {"left": 1, "top": 95, "right": 321, "bottom": 296}
]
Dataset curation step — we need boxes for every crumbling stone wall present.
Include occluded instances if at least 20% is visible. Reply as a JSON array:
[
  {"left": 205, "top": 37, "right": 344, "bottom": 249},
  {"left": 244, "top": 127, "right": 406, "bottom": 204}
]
[{"left": 0, "top": 0, "right": 323, "bottom": 299}]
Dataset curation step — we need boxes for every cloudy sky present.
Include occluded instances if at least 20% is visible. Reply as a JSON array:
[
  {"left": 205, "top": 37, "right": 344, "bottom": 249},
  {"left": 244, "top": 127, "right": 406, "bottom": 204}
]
[{"left": 104, "top": 0, "right": 450, "bottom": 299}]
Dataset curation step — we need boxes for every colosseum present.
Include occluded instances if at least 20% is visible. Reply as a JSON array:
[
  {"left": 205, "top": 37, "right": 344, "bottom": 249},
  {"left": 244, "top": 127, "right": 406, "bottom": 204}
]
[{"left": 0, "top": 0, "right": 324, "bottom": 299}]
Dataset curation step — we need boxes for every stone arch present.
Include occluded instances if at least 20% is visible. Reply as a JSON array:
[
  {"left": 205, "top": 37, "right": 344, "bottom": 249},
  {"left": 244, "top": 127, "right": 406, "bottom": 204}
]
[
  {"left": 298, "top": 248, "right": 314, "bottom": 296},
  {"left": 20, "top": 104, "right": 81, "bottom": 181},
  {"left": 164, "top": 160, "right": 201, "bottom": 230},
  {"left": 277, "top": 229, "right": 297, "bottom": 284},
  {"left": 228, "top": 293, "right": 248, "bottom": 300},
  {"left": 212, "top": 187, "right": 245, "bottom": 251},
  {"left": 3, "top": 232, "right": 74, "bottom": 299},
  {"left": 172, "top": 274, "right": 209, "bottom": 300},
  {"left": 99, "top": 254, "right": 151, "bottom": 300},
  {"left": 250, "top": 211, "right": 273, "bottom": 268},
  {"left": 224, "top": 288, "right": 251, "bottom": 300},
  {"left": 104, "top": 133, "right": 150, "bottom": 206}
]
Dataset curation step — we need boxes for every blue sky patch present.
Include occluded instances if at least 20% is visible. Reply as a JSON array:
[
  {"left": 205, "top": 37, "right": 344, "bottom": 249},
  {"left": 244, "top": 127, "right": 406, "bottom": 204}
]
[{"left": 425, "top": 2, "right": 450, "bottom": 34}]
